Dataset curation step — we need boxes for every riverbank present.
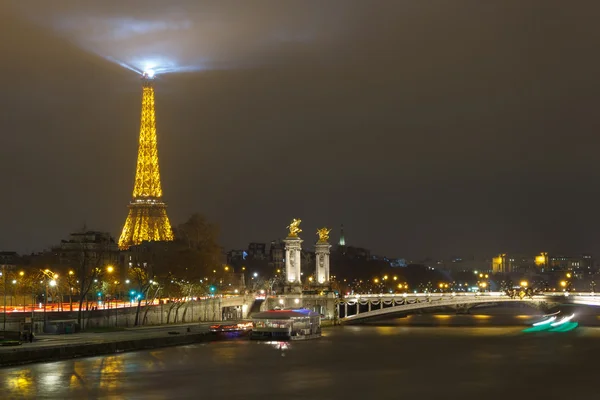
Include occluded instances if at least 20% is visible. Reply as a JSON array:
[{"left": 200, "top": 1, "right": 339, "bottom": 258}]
[
  {"left": 0, "top": 323, "right": 225, "bottom": 367},
  {"left": 0, "top": 320, "right": 340, "bottom": 367}
]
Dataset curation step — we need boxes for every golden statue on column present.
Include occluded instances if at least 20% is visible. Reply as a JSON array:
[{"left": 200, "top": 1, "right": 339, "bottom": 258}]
[
  {"left": 316, "top": 227, "right": 331, "bottom": 243},
  {"left": 287, "top": 219, "right": 302, "bottom": 237}
]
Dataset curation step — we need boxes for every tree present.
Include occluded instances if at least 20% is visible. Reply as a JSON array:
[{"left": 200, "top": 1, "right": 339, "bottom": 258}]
[
  {"left": 174, "top": 213, "right": 222, "bottom": 277},
  {"left": 125, "top": 213, "right": 223, "bottom": 325},
  {"left": 129, "top": 263, "right": 157, "bottom": 326},
  {"left": 162, "top": 277, "right": 207, "bottom": 323},
  {"left": 266, "top": 272, "right": 286, "bottom": 294},
  {"left": 69, "top": 243, "right": 114, "bottom": 327}
]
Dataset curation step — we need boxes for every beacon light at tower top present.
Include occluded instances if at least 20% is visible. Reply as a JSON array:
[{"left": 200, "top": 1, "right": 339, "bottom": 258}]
[{"left": 143, "top": 69, "right": 156, "bottom": 79}]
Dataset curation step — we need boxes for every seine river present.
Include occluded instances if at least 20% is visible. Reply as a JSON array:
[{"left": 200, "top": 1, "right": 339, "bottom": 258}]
[{"left": 3, "top": 310, "right": 600, "bottom": 399}]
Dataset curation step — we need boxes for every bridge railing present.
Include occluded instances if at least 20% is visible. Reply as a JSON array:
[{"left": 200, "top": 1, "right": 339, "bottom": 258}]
[{"left": 343, "top": 291, "right": 600, "bottom": 300}]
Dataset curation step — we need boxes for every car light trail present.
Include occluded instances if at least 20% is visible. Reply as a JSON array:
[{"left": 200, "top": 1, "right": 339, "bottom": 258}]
[
  {"left": 550, "top": 314, "right": 575, "bottom": 327},
  {"left": 532, "top": 316, "right": 556, "bottom": 326}
]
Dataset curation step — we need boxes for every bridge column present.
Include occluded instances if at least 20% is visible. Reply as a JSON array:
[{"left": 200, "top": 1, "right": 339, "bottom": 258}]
[
  {"left": 315, "top": 240, "right": 331, "bottom": 285},
  {"left": 380, "top": 301, "right": 383, "bottom": 309},
  {"left": 344, "top": 302, "right": 348, "bottom": 318},
  {"left": 284, "top": 235, "right": 303, "bottom": 285},
  {"left": 368, "top": 301, "right": 371, "bottom": 312}
]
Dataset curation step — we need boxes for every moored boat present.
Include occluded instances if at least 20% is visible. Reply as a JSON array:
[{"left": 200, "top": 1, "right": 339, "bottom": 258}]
[{"left": 250, "top": 309, "right": 321, "bottom": 341}]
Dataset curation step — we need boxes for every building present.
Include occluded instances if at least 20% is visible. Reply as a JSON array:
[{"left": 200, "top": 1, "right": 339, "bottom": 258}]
[
  {"left": 492, "top": 254, "right": 513, "bottom": 273},
  {"left": 0, "top": 251, "right": 18, "bottom": 266},
  {"left": 269, "top": 240, "right": 285, "bottom": 270},
  {"left": 491, "top": 253, "right": 594, "bottom": 275},
  {"left": 491, "top": 254, "right": 536, "bottom": 273},
  {"left": 247, "top": 243, "right": 267, "bottom": 260},
  {"left": 228, "top": 243, "right": 269, "bottom": 265},
  {"left": 56, "top": 231, "right": 120, "bottom": 272},
  {"left": 548, "top": 255, "right": 593, "bottom": 274},
  {"left": 390, "top": 258, "right": 408, "bottom": 268},
  {"left": 227, "top": 250, "right": 247, "bottom": 264}
]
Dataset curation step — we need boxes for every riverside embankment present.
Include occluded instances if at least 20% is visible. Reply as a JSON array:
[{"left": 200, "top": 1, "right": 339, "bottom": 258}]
[{"left": 0, "top": 323, "right": 230, "bottom": 367}]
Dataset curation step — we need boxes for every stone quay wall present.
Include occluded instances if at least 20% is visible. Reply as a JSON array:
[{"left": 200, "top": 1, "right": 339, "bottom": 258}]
[{"left": 0, "top": 295, "right": 255, "bottom": 333}]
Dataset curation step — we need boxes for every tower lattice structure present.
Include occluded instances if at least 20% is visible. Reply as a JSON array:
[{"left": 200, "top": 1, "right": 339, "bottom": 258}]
[{"left": 118, "top": 73, "right": 174, "bottom": 250}]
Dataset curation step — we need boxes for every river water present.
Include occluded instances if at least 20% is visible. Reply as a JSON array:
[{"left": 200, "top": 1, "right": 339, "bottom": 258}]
[{"left": 2, "top": 312, "right": 600, "bottom": 399}]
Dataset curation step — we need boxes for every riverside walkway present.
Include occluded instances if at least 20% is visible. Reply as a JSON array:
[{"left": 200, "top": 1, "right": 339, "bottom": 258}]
[{"left": 0, "top": 322, "right": 229, "bottom": 367}]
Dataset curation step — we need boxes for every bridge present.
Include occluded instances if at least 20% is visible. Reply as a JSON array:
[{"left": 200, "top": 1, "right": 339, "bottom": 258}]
[{"left": 338, "top": 292, "right": 600, "bottom": 323}]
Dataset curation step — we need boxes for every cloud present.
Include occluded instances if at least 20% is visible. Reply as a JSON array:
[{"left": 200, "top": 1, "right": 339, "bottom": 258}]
[{"left": 11, "top": 0, "right": 354, "bottom": 74}]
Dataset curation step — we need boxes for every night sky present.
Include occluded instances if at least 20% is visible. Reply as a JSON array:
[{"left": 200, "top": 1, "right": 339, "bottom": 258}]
[{"left": 2, "top": 1, "right": 600, "bottom": 260}]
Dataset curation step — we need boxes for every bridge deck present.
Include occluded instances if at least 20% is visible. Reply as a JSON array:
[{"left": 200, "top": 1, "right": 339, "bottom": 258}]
[{"left": 338, "top": 292, "right": 583, "bottom": 323}]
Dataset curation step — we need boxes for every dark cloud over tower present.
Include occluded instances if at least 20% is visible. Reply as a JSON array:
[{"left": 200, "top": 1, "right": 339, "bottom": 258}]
[{"left": 1, "top": 1, "right": 600, "bottom": 259}]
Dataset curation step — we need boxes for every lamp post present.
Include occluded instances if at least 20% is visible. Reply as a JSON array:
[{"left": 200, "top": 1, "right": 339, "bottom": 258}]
[
  {"left": 17, "top": 271, "right": 24, "bottom": 312},
  {"left": 2, "top": 264, "right": 7, "bottom": 332},
  {"left": 68, "top": 270, "right": 75, "bottom": 312},
  {"left": 41, "top": 269, "right": 58, "bottom": 332},
  {"left": 43, "top": 279, "right": 48, "bottom": 330}
]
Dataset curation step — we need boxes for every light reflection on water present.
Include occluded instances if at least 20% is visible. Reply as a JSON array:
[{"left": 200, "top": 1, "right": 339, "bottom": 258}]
[
  {"left": 5, "top": 369, "right": 34, "bottom": 395},
  {"left": 98, "top": 356, "right": 125, "bottom": 392},
  {"left": 3, "top": 314, "right": 600, "bottom": 398},
  {"left": 386, "top": 314, "right": 537, "bottom": 326}
]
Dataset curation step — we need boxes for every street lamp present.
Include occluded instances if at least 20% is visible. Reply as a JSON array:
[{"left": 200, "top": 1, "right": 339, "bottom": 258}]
[
  {"left": 479, "top": 282, "right": 488, "bottom": 292},
  {"left": 40, "top": 268, "right": 59, "bottom": 330},
  {"left": 1, "top": 264, "right": 7, "bottom": 331},
  {"left": 67, "top": 270, "right": 76, "bottom": 312}
]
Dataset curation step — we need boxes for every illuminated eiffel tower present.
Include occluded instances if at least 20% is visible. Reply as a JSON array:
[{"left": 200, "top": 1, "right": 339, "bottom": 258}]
[{"left": 118, "top": 71, "right": 174, "bottom": 250}]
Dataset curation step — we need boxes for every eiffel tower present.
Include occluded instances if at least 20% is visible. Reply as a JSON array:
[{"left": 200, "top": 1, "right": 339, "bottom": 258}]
[{"left": 118, "top": 71, "right": 174, "bottom": 250}]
